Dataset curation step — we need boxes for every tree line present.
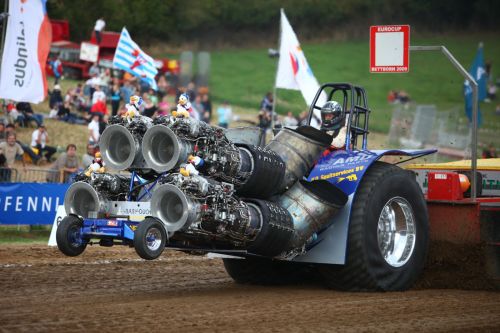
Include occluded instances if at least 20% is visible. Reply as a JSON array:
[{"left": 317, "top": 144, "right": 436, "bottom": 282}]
[{"left": 46, "top": 0, "right": 499, "bottom": 46}]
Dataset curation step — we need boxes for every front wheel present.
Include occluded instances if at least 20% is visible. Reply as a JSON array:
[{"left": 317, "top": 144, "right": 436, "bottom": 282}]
[
  {"left": 56, "top": 215, "right": 87, "bottom": 256},
  {"left": 134, "top": 217, "right": 167, "bottom": 260},
  {"left": 318, "top": 162, "right": 429, "bottom": 291}
]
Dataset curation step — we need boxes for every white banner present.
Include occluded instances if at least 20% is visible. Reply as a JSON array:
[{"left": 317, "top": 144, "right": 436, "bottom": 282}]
[
  {"left": 48, "top": 205, "right": 66, "bottom": 246},
  {"left": 275, "top": 9, "right": 326, "bottom": 109},
  {"left": 0, "top": 0, "right": 52, "bottom": 103}
]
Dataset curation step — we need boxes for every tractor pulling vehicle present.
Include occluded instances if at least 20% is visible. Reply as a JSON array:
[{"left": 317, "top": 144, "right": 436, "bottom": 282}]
[{"left": 57, "top": 83, "right": 438, "bottom": 291}]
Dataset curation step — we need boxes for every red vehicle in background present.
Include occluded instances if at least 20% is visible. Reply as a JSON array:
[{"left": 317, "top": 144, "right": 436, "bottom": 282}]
[{"left": 46, "top": 20, "right": 178, "bottom": 80}]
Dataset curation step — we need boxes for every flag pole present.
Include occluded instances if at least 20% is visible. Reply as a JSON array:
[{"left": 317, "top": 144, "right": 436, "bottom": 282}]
[{"left": 271, "top": 8, "right": 284, "bottom": 131}]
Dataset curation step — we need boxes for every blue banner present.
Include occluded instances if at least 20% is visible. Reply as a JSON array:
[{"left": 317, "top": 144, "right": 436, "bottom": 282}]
[{"left": 0, "top": 183, "right": 69, "bottom": 225}]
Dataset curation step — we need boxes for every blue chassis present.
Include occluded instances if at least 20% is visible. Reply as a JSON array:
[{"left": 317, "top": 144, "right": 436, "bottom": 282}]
[{"left": 77, "top": 148, "right": 436, "bottom": 264}]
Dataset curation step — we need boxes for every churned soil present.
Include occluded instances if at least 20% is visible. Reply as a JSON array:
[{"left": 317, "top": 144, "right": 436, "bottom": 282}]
[{"left": 0, "top": 243, "right": 499, "bottom": 332}]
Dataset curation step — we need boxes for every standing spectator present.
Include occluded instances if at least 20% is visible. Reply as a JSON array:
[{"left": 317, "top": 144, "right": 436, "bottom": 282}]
[
  {"left": 92, "top": 85, "right": 106, "bottom": 105},
  {"left": 282, "top": 111, "right": 298, "bottom": 127},
  {"left": 94, "top": 17, "right": 106, "bottom": 45},
  {"left": 217, "top": 101, "right": 232, "bottom": 128},
  {"left": 82, "top": 144, "right": 95, "bottom": 168},
  {"left": 0, "top": 133, "right": 24, "bottom": 181},
  {"left": 89, "top": 62, "right": 100, "bottom": 77},
  {"left": 201, "top": 94, "right": 212, "bottom": 119},
  {"left": 192, "top": 95, "right": 205, "bottom": 120},
  {"left": 88, "top": 114, "right": 101, "bottom": 145},
  {"left": 51, "top": 55, "right": 63, "bottom": 84},
  {"left": 31, "top": 125, "right": 56, "bottom": 162},
  {"left": 186, "top": 81, "right": 197, "bottom": 101},
  {"left": 142, "top": 93, "right": 157, "bottom": 118},
  {"left": 48, "top": 144, "right": 79, "bottom": 183},
  {"left": 110, "top": 84, "right": 122, "bottom": 117},
  {"left": 486, "top": 83, "right": 497, "bottom": 101},
  {"left": 120, "top": 80, "right": 133, "bottom": 106},
  {"left": 260, "top": 92, "right": 273, "bottom": 112},
  {"left": 258, "top": 110, "right": 271, "bottom": 132}
]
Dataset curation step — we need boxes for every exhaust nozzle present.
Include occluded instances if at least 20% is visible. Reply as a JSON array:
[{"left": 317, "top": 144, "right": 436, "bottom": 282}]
[
  {"left": 142, "top": 125, "right": 194, "bottom": 173},
  {"left": 150, "top": 184, "right": 200, "bottom": 232},
  {"left": 99, "top": 124, "right": 147, "bottom": 170},
  {"left": 64, "top": 181, "right": 106, "bottom": 218}
]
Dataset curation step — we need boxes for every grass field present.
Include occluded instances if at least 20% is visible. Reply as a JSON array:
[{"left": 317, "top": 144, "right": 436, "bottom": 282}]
[
  {"left": 23, "top": 32, "right": 500, "bottom": 159},
  {"left": 209, "top": 33, "right": 500, "bottom": 134},
  {"left": 0, "top": 226, "right": 51, "bottom": 244}
]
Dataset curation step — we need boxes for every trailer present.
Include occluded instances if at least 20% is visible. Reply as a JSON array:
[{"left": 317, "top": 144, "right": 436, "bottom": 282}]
[{"left": 406, "top": 159, "right": 500, "bottom": 284}]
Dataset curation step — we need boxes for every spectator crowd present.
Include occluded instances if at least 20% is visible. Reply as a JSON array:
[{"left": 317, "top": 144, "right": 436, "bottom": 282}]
[{"left": 0, "top": 56, "right": 217, "bottom": 183}]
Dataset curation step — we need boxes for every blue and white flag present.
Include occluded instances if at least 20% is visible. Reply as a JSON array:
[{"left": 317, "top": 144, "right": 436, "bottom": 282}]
[
  {"left": 113, "top": 27, "right": 158, "bottom": 90},
  {"left": 463, "top": 44, "right": 487, "bottom": 126}
]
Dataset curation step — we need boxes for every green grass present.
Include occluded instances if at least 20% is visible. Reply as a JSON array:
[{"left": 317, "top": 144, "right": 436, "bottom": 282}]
[
  {"left": 26, "top": 32, "right": 500, "bottom": 156},
  {"left": 0, "top": 226, "right": 51, "bottom": 244},
  {"left": 209, "top": 33, "right": 500, "bottom": 134}
]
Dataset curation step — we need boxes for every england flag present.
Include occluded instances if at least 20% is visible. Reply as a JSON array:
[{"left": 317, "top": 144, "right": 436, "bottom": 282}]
[{"left": 113, "top": 27, "right": 158, "bottom": 90}]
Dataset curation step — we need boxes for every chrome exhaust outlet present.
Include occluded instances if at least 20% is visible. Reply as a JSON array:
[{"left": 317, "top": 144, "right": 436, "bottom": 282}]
[
  {"left": 150, "top": 184, "right": 201, "bottom": 232},
  {"left": 142, "top": 125, "right": 194, "bottom": 173},
  {"left": 99, "top": 124, "right": 148, "bottom": 170},
  {"left": 64, "top": 181, "right": 107, "bottom": 218}
]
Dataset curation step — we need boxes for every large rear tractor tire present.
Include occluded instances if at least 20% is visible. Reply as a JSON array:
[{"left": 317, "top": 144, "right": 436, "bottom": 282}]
[
  {"left": 134, "top": 217, "right": 167, "bottom": 260},
  {"left": 318, "top": 162, "right": 429, "bottom": 291},
  {"left": 56, "top": 215, "right": 87, "bottom": 257}
]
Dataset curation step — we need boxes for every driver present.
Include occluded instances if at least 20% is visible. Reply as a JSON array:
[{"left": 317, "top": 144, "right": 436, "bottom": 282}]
[{"left": 320, "top": 101, "right": 347, "bottom": 149}]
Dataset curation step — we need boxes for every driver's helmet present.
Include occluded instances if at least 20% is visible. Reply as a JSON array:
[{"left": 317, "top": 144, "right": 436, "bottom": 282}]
[{"left": 320, "top": 100, "right": 345, "bottom": 131}]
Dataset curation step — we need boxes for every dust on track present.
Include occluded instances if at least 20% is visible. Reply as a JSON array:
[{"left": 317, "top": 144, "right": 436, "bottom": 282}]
[{"left": 0, "top": 244, "right": 499, "bottom": 333}]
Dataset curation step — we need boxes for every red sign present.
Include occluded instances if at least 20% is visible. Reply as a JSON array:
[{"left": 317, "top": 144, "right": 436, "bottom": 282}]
[{"left": 370, "top": 25, "right": 410, "bottom": 73}]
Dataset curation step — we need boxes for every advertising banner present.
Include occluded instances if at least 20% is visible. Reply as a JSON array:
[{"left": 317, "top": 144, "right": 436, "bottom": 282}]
[
  {"left": 0, "top": 0, "right": 52, "bottom": 103},
  {"left": 0, "top": 183, "right": 69, "bottom": 225}
]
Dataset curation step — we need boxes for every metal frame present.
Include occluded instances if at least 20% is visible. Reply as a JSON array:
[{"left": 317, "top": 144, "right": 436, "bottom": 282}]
[
  {"left": 307, "top": 83, "right": 371, "bottom": 151},
  {"left": 409, "top": 46, "right": 479, "bottom": 200}
]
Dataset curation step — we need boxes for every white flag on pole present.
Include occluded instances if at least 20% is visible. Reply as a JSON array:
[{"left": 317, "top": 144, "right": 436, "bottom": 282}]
[
  {"left": 275, "top": 9, "right": 326, "bottom": 109},
  {"left": 0, "top": 0, "right": 52, "bottom": 103}
]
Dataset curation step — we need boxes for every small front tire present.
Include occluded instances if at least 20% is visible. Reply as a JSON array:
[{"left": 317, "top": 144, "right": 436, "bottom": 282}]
[
  {"left": 134, "top": 217, "right": 167, "bottom": 260},
  {"left": 56, "top": 215, "right": 87, "bottom": 257}
]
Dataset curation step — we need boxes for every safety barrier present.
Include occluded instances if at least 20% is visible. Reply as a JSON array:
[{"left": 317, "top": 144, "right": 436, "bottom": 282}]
[
  {"left": 0, "top": 182, "right": 70, "bottom": 225},
  {"left": 0, "top": 168, "right": 18, "bottom": 183},
  {"left": 0, "top": 167, "right": 62, "bottom": 183}
]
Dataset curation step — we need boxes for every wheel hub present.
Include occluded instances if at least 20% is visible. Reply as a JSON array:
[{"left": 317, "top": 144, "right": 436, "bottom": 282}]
[
  {"left": 377, "top": 197, "right": 416, "bottom": 267},
  {"left": 145, "top": 227, "right": 163, "bottom": 251}
]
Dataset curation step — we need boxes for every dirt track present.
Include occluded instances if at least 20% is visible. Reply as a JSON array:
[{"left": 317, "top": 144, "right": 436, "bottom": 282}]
[{"left": 0, "top": 244, "right": 499, "bottom": 333}]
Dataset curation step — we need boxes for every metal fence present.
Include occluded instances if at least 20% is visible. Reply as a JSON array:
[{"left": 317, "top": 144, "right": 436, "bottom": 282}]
[
  {"left": 0, "top": 167, "right": 62, "bottom": 183},
  {"left": 0, "top": 168, "right": 18, "bottom": 183},
  {"left": 388, "top": 104, "right": 500, "bottom": 162}
]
